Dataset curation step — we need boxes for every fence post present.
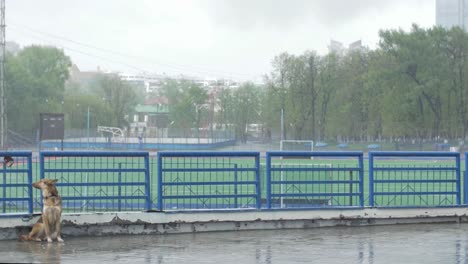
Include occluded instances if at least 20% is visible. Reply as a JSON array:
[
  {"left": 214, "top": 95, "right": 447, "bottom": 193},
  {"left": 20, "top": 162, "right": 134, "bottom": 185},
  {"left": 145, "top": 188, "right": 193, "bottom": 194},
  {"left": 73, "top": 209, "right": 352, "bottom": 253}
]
[
  {"left": 369, "top": 152, "right": 374, "bottom": 207},
  {"left": 358, "top": 153, "right": 364, "bottom": 207},
  {"left": 234, "top": 164, "right": 238, "bottom": 208},
  {"left": 2, "top": 160, "right": 5, "bottom": 213},
  {"left": 266, "top": 152, "right": 271, "bottom": 209},
  {"left": 465, "top": 153, "right": 468, "bottom": 205},
  {"left": 255, "top": 153, "right": 261, "bottom": 209},
  {"left": 157, "top": 153, "right": 163, "bottom": 211},
  {"left": 144, "top": 153, "right": 151, "bottom": 211},
  {"left": 349, "top": 171, "right": 353, "bottom": 206},
  {"left": 118, "top": 163, "right": 122, "bottom": 211},
  {"left": 27, "top": 153, "right": 33, "bottom": 215},
  {"left": 39, "top": 152, "right": 45, "bottom": 209},
  {"left": 456, "top": 153, "right": 461, "bottom": 205}
]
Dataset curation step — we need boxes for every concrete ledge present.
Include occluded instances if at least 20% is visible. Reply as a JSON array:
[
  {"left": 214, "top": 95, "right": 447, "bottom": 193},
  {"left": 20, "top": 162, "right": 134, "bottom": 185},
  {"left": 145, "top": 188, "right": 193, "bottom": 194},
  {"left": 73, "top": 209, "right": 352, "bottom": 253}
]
[{"left": 2, "top": 207, "right": 468, "bottom": 240}]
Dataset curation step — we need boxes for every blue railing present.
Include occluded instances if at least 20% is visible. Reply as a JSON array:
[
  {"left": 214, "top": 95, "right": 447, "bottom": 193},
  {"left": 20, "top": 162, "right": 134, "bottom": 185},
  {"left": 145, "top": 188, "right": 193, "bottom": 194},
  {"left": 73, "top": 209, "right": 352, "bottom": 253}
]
[
  {"left": 0, "top": 151, "right": 33, "bottom": 217},
  {"left": 157, "top": 151, "right": 261, "bottom": 210},
  {"left": 1, "top": 150, "right": 468, "bottom": 217},
  {"left": 266, "top": 151, "right": 364, "bottom": 209},
  {"left": 369, "top": 152, "right": 461, "bottom": 207},
  {"left": 39, "top": 151, "right": 151, "bottom": 213}
]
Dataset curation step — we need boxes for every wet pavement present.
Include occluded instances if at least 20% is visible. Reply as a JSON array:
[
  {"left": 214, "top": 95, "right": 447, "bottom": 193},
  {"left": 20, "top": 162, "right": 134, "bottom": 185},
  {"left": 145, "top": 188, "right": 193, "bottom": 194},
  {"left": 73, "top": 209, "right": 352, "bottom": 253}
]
[{"left": 2, "top": 223, "right": 468, "bottom": 263}]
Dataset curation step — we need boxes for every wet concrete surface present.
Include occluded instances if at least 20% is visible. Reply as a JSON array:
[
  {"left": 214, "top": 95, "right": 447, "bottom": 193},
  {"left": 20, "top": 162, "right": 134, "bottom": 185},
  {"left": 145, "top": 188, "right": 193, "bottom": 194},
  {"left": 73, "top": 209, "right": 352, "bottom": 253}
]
[{"left": 2, "top": 223, "right": 468, "bottom": 264}]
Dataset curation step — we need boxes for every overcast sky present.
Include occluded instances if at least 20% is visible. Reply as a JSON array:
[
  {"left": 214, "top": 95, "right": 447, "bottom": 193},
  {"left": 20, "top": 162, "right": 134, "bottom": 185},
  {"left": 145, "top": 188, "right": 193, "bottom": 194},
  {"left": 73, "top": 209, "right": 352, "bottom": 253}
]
[{"left": 7, "top": 0, "right": 435, "bottom": 81}]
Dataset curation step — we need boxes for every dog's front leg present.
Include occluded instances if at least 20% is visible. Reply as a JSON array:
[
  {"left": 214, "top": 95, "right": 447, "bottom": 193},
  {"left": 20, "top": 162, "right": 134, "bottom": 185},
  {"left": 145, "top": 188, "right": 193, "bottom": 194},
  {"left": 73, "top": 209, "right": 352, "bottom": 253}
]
[
  {"left": 56, "top": 217, "right": 63, "bottom": 242},
  {"left": 42, "top": 215, "right": 53, "bottom": 243}
]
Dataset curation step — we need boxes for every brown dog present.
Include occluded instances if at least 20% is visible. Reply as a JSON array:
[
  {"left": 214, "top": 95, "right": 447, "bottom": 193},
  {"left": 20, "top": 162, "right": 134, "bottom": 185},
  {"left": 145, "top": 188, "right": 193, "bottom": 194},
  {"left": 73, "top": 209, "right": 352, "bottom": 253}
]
[{"left": 20, "top": 179, "right": 63, "bottom": 243}]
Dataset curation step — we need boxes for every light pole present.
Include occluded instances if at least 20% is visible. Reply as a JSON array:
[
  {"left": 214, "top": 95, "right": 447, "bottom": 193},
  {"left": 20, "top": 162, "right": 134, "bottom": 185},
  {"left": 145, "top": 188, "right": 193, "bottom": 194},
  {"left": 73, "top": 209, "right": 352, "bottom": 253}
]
[
  {"left": 87, "top": 106, "right": 90, "bottom": 149},
  {"left": 195, "top": 104, "right": 200, "bottom": 144}
]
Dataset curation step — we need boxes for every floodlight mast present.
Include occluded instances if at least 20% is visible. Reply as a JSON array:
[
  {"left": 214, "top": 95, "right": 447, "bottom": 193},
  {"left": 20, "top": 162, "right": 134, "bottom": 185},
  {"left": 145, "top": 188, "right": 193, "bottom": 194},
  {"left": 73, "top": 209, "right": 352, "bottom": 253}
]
[{"left": 0, "top": 0, "right": 6, "bottom": 149}]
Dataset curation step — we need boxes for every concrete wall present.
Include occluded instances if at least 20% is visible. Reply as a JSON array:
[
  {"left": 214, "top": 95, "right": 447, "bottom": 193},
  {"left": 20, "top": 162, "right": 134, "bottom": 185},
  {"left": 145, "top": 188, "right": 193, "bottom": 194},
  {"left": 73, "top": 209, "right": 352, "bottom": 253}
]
[{"left": 3, "top": 208, "right": 468, "bottom": 241}]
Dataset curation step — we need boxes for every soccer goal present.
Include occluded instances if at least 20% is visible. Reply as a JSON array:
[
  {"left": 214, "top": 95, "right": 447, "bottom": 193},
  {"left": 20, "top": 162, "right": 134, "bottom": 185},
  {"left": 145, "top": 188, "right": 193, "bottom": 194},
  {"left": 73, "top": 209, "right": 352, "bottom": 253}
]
[{"left": 280, "top": 140, "right": 314, "bottom": 152}]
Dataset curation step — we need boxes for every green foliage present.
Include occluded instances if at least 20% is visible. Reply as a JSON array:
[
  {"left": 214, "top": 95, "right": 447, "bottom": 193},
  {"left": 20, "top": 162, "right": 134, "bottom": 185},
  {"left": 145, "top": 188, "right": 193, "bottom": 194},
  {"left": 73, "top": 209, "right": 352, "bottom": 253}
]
[
  {"left": 94, "top": 75, "right": 139, "bottom": 128},
  {"left": 161, "top": 79, "right": 208, "bottom": 132},
  {"left": 6, "top": 45, "right": 71, "bottom": 131},
  {"left": 265, "top": 25, "right": 468, "bottom": 142},
  {"left": 232, "top": 83, "right": 262, "bottom": 142},
  {"left": 4, "top": 45, "right": 141, "bottom": 133}
]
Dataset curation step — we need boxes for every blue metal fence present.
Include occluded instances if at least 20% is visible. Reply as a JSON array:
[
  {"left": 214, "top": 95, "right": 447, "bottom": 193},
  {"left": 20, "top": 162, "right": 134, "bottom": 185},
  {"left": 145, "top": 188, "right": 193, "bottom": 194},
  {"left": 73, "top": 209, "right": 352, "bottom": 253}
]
[
  {"left": 2, "top": 150, "right": 468, "bottom": 217},
  {"left": 39, "top": 151, "right": 151, "bottom": 213},
  {"left": 266, "top": 151, "right": 364, "bottom": 209},
  {"left": 0, "top": 152, "right": 33, "bottom": 217},
  {"left": 369, "top": 152, "right": 461, "bottom": 207},
  {"left": 157, "top": 152, "right": 261, "bottom": 210}
]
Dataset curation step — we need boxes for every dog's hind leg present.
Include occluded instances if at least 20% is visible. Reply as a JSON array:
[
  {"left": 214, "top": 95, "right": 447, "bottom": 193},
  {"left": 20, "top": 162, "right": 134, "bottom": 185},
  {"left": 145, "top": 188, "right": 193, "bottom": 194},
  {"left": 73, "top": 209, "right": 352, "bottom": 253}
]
[{"left": 30, "top": 223, "right": 44, "bottom": 242}]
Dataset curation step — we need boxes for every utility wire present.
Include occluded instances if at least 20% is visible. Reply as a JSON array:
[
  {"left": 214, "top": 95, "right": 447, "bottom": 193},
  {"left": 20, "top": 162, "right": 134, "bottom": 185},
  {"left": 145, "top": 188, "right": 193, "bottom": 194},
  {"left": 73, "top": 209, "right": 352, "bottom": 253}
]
[
  {"left": 12, "top": 29, "right": 152, "bottom": 73},
  {"left": 9, "top": 22, "right": 258, "bottom": 80},
  {"left": 13, "top": 30, "right": 243, "bottom": 83}
]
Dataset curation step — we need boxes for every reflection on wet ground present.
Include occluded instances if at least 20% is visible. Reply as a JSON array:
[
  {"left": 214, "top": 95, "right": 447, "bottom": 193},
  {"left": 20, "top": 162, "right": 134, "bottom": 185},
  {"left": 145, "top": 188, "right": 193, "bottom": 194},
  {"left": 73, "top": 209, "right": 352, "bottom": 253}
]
[{"left": 2, "top": 223, "right": 468, "bottom": 263}]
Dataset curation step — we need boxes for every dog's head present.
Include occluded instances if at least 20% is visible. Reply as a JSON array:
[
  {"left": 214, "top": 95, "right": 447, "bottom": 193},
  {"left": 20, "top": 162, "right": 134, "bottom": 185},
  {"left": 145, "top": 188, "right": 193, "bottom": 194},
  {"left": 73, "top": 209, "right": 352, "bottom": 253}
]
[{"left": 32, "top": 178, "right": 58, "bottom": 190}]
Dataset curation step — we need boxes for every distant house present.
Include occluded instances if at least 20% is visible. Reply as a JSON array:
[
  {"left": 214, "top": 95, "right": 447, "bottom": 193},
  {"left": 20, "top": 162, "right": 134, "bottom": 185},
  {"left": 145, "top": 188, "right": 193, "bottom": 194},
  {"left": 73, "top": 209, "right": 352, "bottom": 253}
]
[
  {"left": 68, "top": 64, "right": 113, "bottom": 92},
  {"left": 131, "top": 97, "right": 169, "bottom": 137}
]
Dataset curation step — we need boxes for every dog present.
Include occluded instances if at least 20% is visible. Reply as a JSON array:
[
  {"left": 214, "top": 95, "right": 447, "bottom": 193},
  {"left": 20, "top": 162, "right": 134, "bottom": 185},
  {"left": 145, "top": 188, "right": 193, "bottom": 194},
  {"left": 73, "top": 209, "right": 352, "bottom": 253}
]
[
  {"left": 20, "top": 179, "right": 63, "bottom": 243},
  {"left": 4, "top": 155, "right": 13, "bottom": 167}
]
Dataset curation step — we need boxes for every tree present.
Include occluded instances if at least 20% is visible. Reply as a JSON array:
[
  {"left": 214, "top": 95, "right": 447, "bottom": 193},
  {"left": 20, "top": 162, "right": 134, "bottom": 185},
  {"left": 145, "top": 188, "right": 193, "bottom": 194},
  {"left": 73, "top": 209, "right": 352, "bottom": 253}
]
[
  {"left": 379, "top": 25, "right": 448, "bottom": 139},
  {"left": 161, "top": 79, "right": 208, "bottom": 137},
  {"left": 316, "top": 53, "right": 341, "bottom": 141},
  {"left": 231, "top": 83, "right": 262, "bottom": 143},
  {"left": 216, "top": 88, "right": 235, "bottom": 128},
  {"left": 5, "top": 45, "right": 71, "bottom": 132},
  {"left": 265, "top": 53, "right": 291, "bottom": 139},
  {"left": 95, "top": 74, "right": 138, "bottom": 128}
]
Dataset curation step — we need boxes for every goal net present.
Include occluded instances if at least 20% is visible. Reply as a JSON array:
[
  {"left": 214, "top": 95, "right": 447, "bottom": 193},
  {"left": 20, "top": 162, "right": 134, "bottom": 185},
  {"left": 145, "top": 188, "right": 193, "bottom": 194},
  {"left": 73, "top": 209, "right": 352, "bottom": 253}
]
[{"left": 280, "top": 140, "right": 314, "bottom": 152}]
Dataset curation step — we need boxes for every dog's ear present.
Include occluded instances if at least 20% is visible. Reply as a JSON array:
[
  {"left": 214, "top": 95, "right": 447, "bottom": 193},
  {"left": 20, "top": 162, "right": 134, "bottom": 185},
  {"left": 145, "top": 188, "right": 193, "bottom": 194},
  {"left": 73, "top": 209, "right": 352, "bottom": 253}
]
[{"left": 51, "top": 179, "right": 58, "bottom": 184}]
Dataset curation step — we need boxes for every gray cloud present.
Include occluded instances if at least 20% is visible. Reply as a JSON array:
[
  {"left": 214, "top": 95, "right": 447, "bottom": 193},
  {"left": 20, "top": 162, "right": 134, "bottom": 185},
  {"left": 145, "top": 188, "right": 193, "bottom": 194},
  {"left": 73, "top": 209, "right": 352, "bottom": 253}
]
[{"left": 202, "top": 0, "right": 417, "bottom": 29}]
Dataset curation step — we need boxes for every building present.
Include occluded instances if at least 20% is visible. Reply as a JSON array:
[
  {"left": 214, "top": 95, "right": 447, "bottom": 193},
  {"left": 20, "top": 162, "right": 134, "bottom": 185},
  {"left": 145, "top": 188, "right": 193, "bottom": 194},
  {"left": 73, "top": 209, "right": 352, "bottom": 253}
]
[
  {"left": 436, "top": 0, "right": 468, "bottom": 30},
  {"left": 328, "top": 40, "right": 345, "bottom": 55},
  {"left": 118, "top": 72, "right": 240, "bottom": 95},
  {"left": 131, "top": 97, "right": 169, "bottom": 137},
  {"left": 328, "top": 40, "right": 363, "bottom": 55}
]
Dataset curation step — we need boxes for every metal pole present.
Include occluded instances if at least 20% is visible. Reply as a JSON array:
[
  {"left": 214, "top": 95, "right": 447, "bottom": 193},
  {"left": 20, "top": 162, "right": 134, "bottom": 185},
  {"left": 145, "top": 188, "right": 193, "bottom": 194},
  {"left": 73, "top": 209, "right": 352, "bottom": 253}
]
[
  {"left": 456, "top": 153, "right": 461, "bottom": 205},
  {"left": 82, "top": 173, "right": 88, "bottom": 212},
  {"left": 0, "top": 0, "right": 6, "bottom": 149},
  {"left": 349, "top": 171, "right": 353, "bottom": 206},
  {"left": 118, "top": 163, "right": 122, "bottom": 211},
  {"left": 234, "top": 164, "right": 238, "bottom": 208},
  {"left": 157, "top": 153, "right": 163, "bottom": 210},
  {"left": 280, "top": 108, "right": 284, "bottom": 142},
  {"left": 255, "top": 154, "right": 261, "bottom": 209},
  {"left": 465, "top": 152, "right": 468, "bottom": 205},
  {"left": 87, "top": 107, "right": 90, "bottom": 149},
  {"left": 27, "top": 153, "right": 33, "bottom": 215},
  {"left": 2, "top": 160, "right": 5, "bottom": 213},
  {"left": 369, "top": 152, "right": 374, "bottom": 207},
  {"left": 358, "top": 153, "right": 364, "bottom": 207},
  {"left": 144, "top": 152, "right": 151, "bottom": 211}
]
